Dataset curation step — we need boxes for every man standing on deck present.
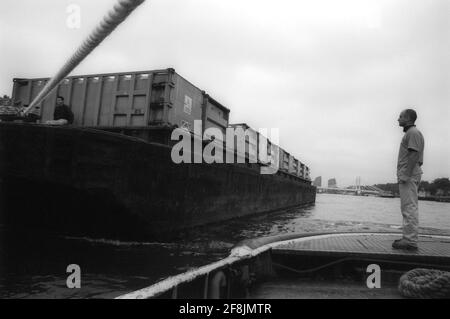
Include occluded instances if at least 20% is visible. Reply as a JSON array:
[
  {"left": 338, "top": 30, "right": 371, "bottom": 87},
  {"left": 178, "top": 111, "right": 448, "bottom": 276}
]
[
  {"left": 393, "top": 109, "right": 424, "bottom": 251},
  {"left": 46, "top": 96, "right": 74, "bottom": 125}
]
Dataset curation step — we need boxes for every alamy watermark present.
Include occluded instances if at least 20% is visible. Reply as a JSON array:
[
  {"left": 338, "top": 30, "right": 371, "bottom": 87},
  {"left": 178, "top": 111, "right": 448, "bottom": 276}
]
[
  {"left": 170, "top": 120, "right": 280, "bottom": 175},
  {"left": 366, "top": 264, "right": 381, "bottom": 289},
  {"left": 66, "top": 264, "right": 81, "bottom": 288},
  {"left": 66, "top": 4, "right": 81, "bottom": 29}
]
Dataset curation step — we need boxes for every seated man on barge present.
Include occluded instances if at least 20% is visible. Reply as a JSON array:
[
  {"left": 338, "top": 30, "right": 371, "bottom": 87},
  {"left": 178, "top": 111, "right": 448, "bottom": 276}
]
[{"left": 46, "top": 96, "right": 74, "bottom": 125}]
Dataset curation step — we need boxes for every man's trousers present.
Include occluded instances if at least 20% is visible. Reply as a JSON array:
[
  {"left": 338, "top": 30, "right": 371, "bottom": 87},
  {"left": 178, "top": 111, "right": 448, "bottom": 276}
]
[{"left": 399, "top": 175, "right": 421, "bottom": 244}]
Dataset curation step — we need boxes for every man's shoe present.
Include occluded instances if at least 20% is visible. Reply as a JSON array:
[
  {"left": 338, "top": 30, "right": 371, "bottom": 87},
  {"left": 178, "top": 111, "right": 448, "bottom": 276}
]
[{"left": 392, "top": 239, "right": 418, "bottom": 251}]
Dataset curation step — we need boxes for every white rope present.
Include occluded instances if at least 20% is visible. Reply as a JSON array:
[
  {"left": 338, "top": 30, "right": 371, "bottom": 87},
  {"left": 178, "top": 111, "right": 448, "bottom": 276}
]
[{"left": 24, "top": 0, "right": 146, "bottom": 115}]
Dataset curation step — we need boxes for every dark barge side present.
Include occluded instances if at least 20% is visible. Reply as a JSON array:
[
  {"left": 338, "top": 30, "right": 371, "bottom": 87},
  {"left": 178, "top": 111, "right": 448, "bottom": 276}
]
[{"left": 0, "top": 68, "right": 315, "bottom": 240}]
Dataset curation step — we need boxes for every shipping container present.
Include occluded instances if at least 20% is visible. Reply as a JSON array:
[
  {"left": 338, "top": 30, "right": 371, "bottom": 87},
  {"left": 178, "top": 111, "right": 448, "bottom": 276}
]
[
  {"left": 300, "top": 163, "right": 306, "bottom": 179},
  {"left": 278, "top": 149, "right": 290, "bottom": 173},
  {"left": 202, "top": 94, "right": 229, "bottom": 141},
  {"left": 296, "top": 161, "right": 303, "bottom": 177},
  {"left": 259, "top": 134, "right": 281, "bottom": 171},
  {"left": 305, "top": 166, "right": 311, "bottom": 180},
  {"left": 11, "top": 68, "right": 229, "bottom": 135},
  {"left": 226, "top": 123, "right": 280, "bottom": 167},
  {"left": 290, "top": 157, "right": 299, "bottom": 175},
  {"left": 227, "top": 123, "right": 258, "bottom": 163},
  {"left": 288, "top": 155, "right": 295, "bottom": 174},
  {"left": 224, "top": 123, "right": 304, "bottom": 177},
  {"left": 258, "top": 133, "right": 271, "bottom": 165}
]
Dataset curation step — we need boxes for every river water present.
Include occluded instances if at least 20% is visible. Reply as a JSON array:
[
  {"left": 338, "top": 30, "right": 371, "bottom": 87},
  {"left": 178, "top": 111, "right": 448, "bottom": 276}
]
[{"left": 0, "top": 193, "right": 449, "bottom": 298}]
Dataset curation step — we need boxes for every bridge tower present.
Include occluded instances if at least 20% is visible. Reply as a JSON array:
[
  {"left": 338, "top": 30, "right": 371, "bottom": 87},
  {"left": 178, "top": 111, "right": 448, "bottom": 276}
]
[{"left": 356, "top": 176, "right": 362, "bottom": 195}]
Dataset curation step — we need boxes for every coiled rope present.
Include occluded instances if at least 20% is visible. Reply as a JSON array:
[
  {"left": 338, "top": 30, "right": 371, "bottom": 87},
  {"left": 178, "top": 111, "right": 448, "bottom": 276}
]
[
  {"left": 398, "top": 268, "right": 450, "bottom": 299},
  {"left": 24, "top": 0, "right": 145, "bottom": 115}
]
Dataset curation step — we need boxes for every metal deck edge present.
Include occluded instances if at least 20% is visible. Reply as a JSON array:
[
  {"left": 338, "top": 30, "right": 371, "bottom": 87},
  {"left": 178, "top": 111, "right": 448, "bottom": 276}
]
[{"left": 115, "top": 232, "right": 450, "bottom": 299}]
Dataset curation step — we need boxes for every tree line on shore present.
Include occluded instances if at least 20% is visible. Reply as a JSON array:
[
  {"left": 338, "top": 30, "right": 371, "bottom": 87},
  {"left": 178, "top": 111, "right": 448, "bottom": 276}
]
[
  {"left": 375, "top": 178, "right": 450, "bottom": 197},
  {"left": 0, "top": 95, "right": 11, "bottom": 106}
]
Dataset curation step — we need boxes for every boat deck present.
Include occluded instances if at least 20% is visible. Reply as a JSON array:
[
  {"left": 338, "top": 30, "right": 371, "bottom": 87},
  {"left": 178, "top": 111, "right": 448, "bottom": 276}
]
[
  {"left": 273, "top": 233, "right": 450, "bottom": 264},
  {"left": 116, "top": 232, "right": 450, "bottom": 299},
  {"left": 250, "top": 232, "right": 450, "bottom": 299},
  {"left": 250, "top": 279, "right": 402, "bottom": 299}
]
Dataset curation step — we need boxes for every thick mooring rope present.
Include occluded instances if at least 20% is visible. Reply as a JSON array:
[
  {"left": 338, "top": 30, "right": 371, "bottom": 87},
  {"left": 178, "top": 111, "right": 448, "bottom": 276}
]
[
  {"left": 398, "top": 268, "right": 450, "bottom": 299},
  {"left": 24, "top": 0, "right": 145, "bottom": 114}
]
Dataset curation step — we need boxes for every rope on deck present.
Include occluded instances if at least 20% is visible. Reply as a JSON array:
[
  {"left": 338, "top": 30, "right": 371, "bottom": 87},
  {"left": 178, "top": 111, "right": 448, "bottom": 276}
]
[
  {"left": 24, "top": 0, "right": 145, "bottom": 115},
  {"left": 398, "top": 268, "right": 450, "bottom": 299}
]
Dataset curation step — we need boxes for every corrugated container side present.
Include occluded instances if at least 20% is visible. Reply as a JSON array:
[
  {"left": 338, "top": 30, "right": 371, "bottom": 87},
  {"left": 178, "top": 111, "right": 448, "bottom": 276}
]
[
  {"left": 258, "top": 132, "right": 270, "bottom": 165},
  {"left": 11, "top": 69, "right": 230, "bottom": 136},
  {"left": 296, "top": 161, "right": 303, "bottom": 177},
  {"left": 202, "top": 95, "right": 229, "bottom": 141},
  {"left": 284, "top": 152, "right": 290, "bottom": 172},
  {"left": 12, "top": 70, "right": 172, "bottom": 126},
  {"left": 288, "top": 155, "right": 295, "bottom": 174},
  {"left": 305, "top": 166, "right": 311, "bottom": 180},
  {"left": 228, "top": 123, "right": 258, "bottom": 162},
  {"left": 97, "top": 70, "right": 172, "bottom": 127},
  {"left": 277, "top": 147, "right": 284, "bottom": 171},
  {"left": 228, "top": 125, "right": 276, "bottom": 166},
  {"left": 270, "top": 142, "right": 280, "bottom": 170},
  {"left": 290, "top": 157, "right": 299, "bottom": 175},
  {"left": 300, "top": 163, "right": 306, "bottom": 179},
  {"left": 278, "top": 148, "right": 290, "bottom": 172},
  {"left": 12, "top": 78, "right": 55, "bottom": 122}
]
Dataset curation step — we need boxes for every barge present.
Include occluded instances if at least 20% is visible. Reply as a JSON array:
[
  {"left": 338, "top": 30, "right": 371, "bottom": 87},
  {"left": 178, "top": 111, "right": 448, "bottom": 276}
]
[{"left": 0, "top": 68, "right": 315, "bottom": 240}]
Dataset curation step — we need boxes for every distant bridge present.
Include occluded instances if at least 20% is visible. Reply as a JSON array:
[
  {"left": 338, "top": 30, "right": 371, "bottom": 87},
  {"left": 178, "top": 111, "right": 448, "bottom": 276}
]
[{"left": 317, "top": 185, "right": 394, "bottom": 197}]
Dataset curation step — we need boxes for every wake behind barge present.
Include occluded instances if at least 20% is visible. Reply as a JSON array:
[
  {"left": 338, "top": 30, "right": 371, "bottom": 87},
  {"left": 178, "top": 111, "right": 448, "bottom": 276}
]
[{"left": 0, "top": 68, "right": 315, "bottom": 240}]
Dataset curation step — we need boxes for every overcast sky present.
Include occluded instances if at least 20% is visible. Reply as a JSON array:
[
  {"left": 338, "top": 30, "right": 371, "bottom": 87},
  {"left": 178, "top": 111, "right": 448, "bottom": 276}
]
[{"left": 0, "top": 0, "right": 449, "bottom": 186}]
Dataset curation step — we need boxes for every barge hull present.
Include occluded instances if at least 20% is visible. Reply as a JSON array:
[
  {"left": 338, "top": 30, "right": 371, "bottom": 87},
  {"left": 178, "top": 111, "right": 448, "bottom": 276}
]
[{"left": 0, "top": 123, "right": 315, "bottom": 240}]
